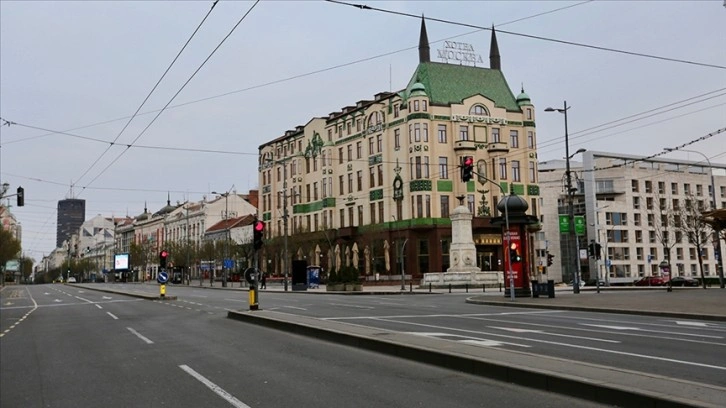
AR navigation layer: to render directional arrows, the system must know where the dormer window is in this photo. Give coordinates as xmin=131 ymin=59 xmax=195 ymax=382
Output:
xmin=368 ymin=111 xmax=382 ymax=126
xmin=469 ymin=105 xmax=489 ymax=116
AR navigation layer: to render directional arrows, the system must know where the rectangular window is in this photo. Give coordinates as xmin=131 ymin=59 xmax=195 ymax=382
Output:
xmin=423 ymin=123 xmax=428 ymax=142
xmin=422 ymin=100 xmax=427 ymax=111
xmin=347 ymin=173 xmax=353 ymax=194
xmin=338 ymin=147 xmax=344 ymax=164
xmin=510 ymin=130 xmax=519 ymax=148
xmin=527 ymin=131 xmax=534 ymax=148
xmin=356 ymin=118 xmax=361 ymax=132
xmin=339 ymin=175 xmax=344 ymax=194
xmin=369 ymin=137 xmax=374 ymax=155
xmin=356 ymin=141 xmax=362 ymax=159
xmin=632 ymin=180 xmax=639 ymax=192
xmin=467 ymin=194 xmax=475 ymax=214
xmin=438 ymin=124 xmax=447 ymax=143
xmin=414 ymin=123 xmax=421 ymax=142
xmin=512 ymin=160 xmax=521 ymax=182
xmin=672 ymin=182 xmax=678 ymax=195
xmin=394 ymin=104 xmax=400 ymax=118
xmin=369 ymin=167 xmax=375 ymax=188
xmin=340 ymin=209 xmax=345 ymax=228
xmin=529 ymin=162 xmax=536 ymax=181
xmin=499 ymin=158 xmax=507 ymax=180
xmin=327 ymin=129 xmax=332 ymax=141
xmin=416 ymin=195 xmax=423 ymax=217
xmin=378 ymin=202 xmax=384 ymax=224
xmin=370 ymin=203 xmax=376 ymax=224
xmin=492 ymin=128 xmax=500 ymax=143
xmin=414 ymin=100 xmax=420 ymax=111
xmin=358 ymin=205 xmax=363 ymax=226
xmin=459 ymin=125 xmax=469 ymax=141
xmin=394 ymin=129 xmax=401 ymax=149
xmin=377 ymin=134 xmax=382 ymax=152
xmin=441 ymin=195 xmax=450 ymax=218
xmin=356 ymin=170 xmax=362 ymax=191
xmin=347 ymin=145 xmax=353 ymax=162
xmin=313 ymin=182 xmax=319 ymax=201
xmin=348 ymin=207 xmax=354 ymax=227
xmin=439 ymin=157 xmax=448 ymax=179
xmin=377 ymin=164 xmax=383 ymax=186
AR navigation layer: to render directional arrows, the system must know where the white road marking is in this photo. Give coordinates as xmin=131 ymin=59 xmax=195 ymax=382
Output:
xmin=675 ymin=321 xmax=712 ymax=327
xmin=3 ymin=302 xmax=13 ymax=306
xmin=582 ymin=324 xmax=723 ymax=339
xmin=489 ymin=326 xmax=620 ymax=343
xmin=107 ymin=312 xmax=119 ymax=320
xmin=179 ymin=364 xmax=251 ymax=408
xmin=409 ymin=332 xmax=529 ymax=348
xmin=54 ymin=299 xmax=62 ymax=303
xmin=127 ymin=327 xmax=153 ymax=344
xmin=0 ymin=287 xmax=38 ymax=339
xmin=329 ymin=303 xmax=375 ymax=310
xmin=95 ymin=304 xmax=103 ymax=309
xmin=379 ymin=318 xmax=726 ymax=371
xmin=102 ymin=296 xmax=113 ymax=300
xmin=282 ymin=306 xmax=308 ymax=311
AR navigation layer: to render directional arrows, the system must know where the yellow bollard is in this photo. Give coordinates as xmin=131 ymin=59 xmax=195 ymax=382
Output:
xmin=160 ymin=284 xmax=166 ymax=298
xmin=249 ymin=288 xmax=258 ymax=310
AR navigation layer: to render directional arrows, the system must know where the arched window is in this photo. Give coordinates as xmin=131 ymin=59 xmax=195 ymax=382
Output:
xmin=368 ymin=111 xmax=382 ymax=126
xmin=469 ymin=105 xmax=489 ymax=116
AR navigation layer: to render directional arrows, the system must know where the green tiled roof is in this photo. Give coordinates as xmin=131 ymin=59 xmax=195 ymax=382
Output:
xmin=406 ymin=62 xmax=521 ymax=112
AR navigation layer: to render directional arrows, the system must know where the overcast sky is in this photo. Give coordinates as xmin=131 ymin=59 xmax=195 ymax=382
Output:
xmin=1 ymin=1 xmax=725 ymax=261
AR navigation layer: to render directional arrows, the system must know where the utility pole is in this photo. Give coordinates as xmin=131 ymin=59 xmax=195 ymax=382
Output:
xmin=283 ymin=163 xmax=289 ymax=291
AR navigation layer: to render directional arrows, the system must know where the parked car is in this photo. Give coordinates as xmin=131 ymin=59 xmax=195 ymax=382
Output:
xmin=67 ymin=277 xmax=77 ymax=283
xmin=633 ymin=276 xmax=669 ymax=286
xmin=669 ymin=276 xmax=700 ymax=287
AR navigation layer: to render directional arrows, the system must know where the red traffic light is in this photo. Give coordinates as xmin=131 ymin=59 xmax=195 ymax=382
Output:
xmin=160 ymin=250 xmax=168 ymax=258
xmin=464 ymin=156 xmax=474 ymax=166
xmin=254 ymin=221 xmax=265 ymax=232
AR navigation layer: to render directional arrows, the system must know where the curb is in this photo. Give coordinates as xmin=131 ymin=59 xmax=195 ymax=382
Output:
xmin=227 ymin=310 xmax=715 ymax=408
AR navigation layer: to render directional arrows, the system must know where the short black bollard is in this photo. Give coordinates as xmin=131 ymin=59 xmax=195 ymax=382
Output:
xmin=483 ymin=284 xmax=486 ymax=293
xmin=449 ymin=284 xmax=452 ymax=293
xmin=409 ymin=281 xmax=413 ymax=292
xmin=429 ymin=283 xmax=432 ymax=293
xmin=465 ymin=284 xmax=468 ymax=293
xmin=499 ymin=283 xmax=502 ymax=292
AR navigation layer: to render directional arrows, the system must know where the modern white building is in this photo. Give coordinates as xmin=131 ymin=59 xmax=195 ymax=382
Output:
xmin=539 ymin=151 xmax=726 ymax=284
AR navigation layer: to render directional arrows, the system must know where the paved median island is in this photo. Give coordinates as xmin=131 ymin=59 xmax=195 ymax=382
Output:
xmin=227 ymin=308 xmax=725 ymax=408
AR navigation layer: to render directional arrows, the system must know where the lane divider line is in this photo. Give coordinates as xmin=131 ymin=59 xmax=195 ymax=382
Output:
xmin=107 ymin=312 xmax=119 ymax=320
xmin=127 ymin=327 xmax=153 ymax=344
xmin=179 ymin=364 xmax=251 ymax=408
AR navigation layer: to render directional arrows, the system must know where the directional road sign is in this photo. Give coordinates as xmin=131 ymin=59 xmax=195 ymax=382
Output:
xmin=157 ymin=271 xmax=169 ymax=284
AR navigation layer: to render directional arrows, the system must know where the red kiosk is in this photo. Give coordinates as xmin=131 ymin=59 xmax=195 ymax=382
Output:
xmin=491 ymin=193 xmax=539 ymax=298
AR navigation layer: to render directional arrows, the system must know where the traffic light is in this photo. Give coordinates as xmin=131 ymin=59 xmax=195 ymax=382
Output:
xmin=159 ymin=250 xmax=169 ymax=269
xmin=547 ymin=252 xmax=554 ymax=267
xmin=509 ymin=242 xmax=522 ymax=263
xmin=253 ymin=220 xmax=265 ymax=250
xmin=594 ymin=243 xmax=602 ymax=260
xmin=16 ymin=186 xmax=24 ymax=207
xmin=461 ymin=156 xmax=474 ymax=182
xmin=588 ymin=242 xmax=595 ymax=258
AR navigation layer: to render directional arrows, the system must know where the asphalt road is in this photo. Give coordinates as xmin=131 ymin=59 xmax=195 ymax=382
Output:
xmin=124 ymin=283 xmax=726 ymax=389
xmin=55 ymin=283 xmax=726 ymax=389
xmin=1 ymin=284 xmax=611 ymax=408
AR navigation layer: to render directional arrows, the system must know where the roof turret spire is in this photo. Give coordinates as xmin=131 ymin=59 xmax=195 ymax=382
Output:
xmin=419 ymin=15 xmax=430 ymax=63
xmin=489 ymin=25 xmax=501 ymax=70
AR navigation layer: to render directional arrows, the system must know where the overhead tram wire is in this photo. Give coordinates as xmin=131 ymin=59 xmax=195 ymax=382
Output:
xmin=72 ymin=0 xmax=221 ymax=188
xmin=77 ymin=0 xmax=261 ymax=197
xmin=325 ymin=0 xmax=726 ymax=70
xmin=1 ymin=1 xmax=597 ymax=147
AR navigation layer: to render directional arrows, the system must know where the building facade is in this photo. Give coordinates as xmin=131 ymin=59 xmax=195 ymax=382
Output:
xmin=258 ymin=19 xmax=540 ymax=280
xmin=56 ymin=198 xmax=85 ymax=248
xmin=539 ymin=151 xmax=726 ymax=284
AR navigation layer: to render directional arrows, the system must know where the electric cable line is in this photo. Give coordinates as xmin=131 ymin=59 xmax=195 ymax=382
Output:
xmin=73 ymin=0 xmax=221 ymax=187
xmin=1 ymin=1 xmax=595 ymax=147
xmin=76 ymin=0 xmax=260 ymax=196
xmin=326 ymin=0 xmax=726 ymax=70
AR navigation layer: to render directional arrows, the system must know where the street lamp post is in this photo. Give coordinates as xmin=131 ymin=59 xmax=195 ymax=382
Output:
xmin=546 ymin=101 xmax=585 ymax=293
xmin=664 ymin=148 xmax=724 ymax=288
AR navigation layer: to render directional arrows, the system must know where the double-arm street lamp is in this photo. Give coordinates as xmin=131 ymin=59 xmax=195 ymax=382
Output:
xmin=546 ymin=101 xmax=586 ymax=293
xmin=664 ymin=148 xmax=724 ymax=288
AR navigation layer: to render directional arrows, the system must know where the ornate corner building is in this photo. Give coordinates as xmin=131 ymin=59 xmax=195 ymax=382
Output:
xmin=258 ymin=18 xmax=540 ymax=280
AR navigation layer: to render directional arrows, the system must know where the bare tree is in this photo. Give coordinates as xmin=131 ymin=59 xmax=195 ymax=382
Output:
xmin=648 ymin=192 xmax=678 ymax=269
xmin=674 ymin=194 xmax=713 ymax=288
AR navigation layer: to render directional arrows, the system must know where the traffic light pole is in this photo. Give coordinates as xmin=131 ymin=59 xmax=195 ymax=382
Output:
xmin=464 ymin=167 xmax=514 ymax=301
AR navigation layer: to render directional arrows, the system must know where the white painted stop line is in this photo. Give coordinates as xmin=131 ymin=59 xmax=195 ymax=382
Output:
xmin=179 ymin=364 xmax=251 ymax=408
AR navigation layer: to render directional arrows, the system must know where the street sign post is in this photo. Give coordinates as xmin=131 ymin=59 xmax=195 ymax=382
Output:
xmin=158 ymin=271 xmax=169 ymax=298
